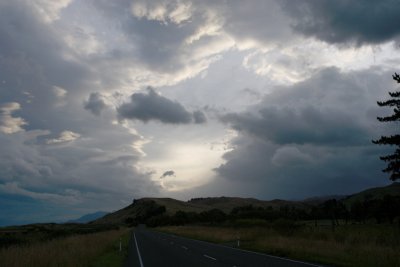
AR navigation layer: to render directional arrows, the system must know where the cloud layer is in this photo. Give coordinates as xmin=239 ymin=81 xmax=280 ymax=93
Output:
xmin=0 ymin=0 xmax=399 ymax=225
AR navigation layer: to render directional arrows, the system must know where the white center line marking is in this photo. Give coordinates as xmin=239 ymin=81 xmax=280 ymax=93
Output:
xmin=134 ymin=233 xmax=144 ymax=267
xmin=181 ymin=246 xmax=188 ymax=250
xmin=204 ymin=254 xmax=217 ymax=261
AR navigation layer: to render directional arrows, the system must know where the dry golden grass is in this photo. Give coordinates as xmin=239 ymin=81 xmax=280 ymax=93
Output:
xmin=0 ymin=228 xmax=130 ymax=267
xmin=158 ymin=224 xmax=400 ymax=267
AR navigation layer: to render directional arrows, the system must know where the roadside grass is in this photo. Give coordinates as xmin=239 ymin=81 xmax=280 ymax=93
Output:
xmin=91 ymin=229 xmax=131 ymax=267
xmin=157 ymin=222 xmax=400 ymax=267
xmin=0 ymin=228 xmax=131 ymax=267
xmin=0 ymin=223 xmax=119 ymax=248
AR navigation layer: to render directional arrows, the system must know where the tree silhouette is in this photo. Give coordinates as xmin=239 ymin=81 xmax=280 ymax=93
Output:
xmin=373 ymin=73 xmax=400 ymax=180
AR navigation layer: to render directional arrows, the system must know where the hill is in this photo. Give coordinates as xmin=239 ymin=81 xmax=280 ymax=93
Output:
xmin=147 ymin=198 xmax=209 ymax=214
xmin=188 ymin=197 xmax=307 ymax=212
xmin=91 ymin=183 xmax=400 ymax=226
xmin=343 ymin=182 xmax=400 ymax=206
xmin=91 ymin=198 xmax=190 ymax=225
xmin=302 ymin=195 xmax=347 ymax=206
xmin=92 ymin=196 xmax=309 ymax=225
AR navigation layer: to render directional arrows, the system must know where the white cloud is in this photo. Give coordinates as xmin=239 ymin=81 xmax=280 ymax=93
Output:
xmin=185 ymin=8 xmax=224 ymax=44
xmin=131 ymin=0 xmax=193 ymax=25
xmin=242 ymin=40 xmax=400 ymax=85
xmin=30 ymin=0 xmax=72 ymax=23
xmin=47 ymin=131 xmax=81 ymax=144
xmin=52 ymin=86 xmax=67 ymax=98
xmin=145 ymin=142 xmax=223 ymax=192
xmin=0 ymin=102 xmax=27 ymax=134
xmin=63 ymin=26 xmax=105 ymax=56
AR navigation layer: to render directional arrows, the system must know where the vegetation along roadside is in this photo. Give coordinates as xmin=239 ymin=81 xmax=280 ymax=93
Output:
xmin=0 ymin=225 xmax=131 ymax=267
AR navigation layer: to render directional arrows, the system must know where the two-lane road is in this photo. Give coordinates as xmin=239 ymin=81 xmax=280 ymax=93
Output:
xmin=125 ymin=226 xmax=324 ymax=267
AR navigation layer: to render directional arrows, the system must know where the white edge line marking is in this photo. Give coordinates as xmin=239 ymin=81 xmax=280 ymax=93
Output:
xmin=155 ymin=231 xmax=323 ymax=267
xmin=134 ymin=233 xmax=144 ymax=267
xmin=204 ymin=254 xmax=217 ymax=261
xmin=181 ymin=246 xmax=188 ymax=250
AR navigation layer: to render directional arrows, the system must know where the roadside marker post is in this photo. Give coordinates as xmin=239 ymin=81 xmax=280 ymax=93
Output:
xmin=119 ymin=238 xmax=122 ymax=252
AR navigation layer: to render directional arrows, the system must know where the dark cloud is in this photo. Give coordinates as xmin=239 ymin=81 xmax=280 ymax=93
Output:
xmin=216 ymin=67 xmax=394 ymax=199
xmin=160 ymin=170 xmax=175 ymax=179
xmin=84 ymin=92 xmax=107 ymax=116
xmin=215 ymin=137 xmax=389 ymax=199
xmin=221 ymin=105 xmax=367 ymax=146
xmin=221 ymin=67 xmax=381 ymax=146
xmin=118 ymin=87 xmax=205 ymax=124
xmin=193 ymin=110 xmax=207 ymax=124
xmin=281 ymin=0 xmax=400 ymax=45
xmin=242 ymin=88 xmax=262 ymax=98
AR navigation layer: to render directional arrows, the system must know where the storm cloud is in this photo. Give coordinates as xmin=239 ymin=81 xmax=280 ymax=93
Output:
xmin=282 ymin=0 xmax=400 ymax=45
xmin=118 ymin=88 xmax=206 ymax=124
xmin=221 ymin=106 xmax=368 ymax=146
xmin=84 ymin=93 xmax=107 ymax=116
xmin=160 ymin=170 xmax=176 ymax=179
xmin=216 ymin=67 xmax=394 ymax=198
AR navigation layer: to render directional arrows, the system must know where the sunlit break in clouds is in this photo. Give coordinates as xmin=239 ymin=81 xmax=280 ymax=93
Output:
xmin=1 ymin=0 xmax=400 ymax=225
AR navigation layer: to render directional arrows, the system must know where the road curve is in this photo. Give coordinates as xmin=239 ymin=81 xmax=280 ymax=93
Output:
xmin=124 ymin=226 xmax=324 ymax=267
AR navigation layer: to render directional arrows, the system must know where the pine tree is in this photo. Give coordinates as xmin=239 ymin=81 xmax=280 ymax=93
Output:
xmin=373 ymin=73 xmax=400 ymax=181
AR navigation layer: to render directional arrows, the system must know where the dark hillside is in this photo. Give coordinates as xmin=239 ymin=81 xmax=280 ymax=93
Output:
xmin=343 ymin=182 xmax=400 ymax=206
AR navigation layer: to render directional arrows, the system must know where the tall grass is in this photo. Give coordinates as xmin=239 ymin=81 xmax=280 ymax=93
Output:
xmin=0 ymin=228 xmax=130 ymax=267
xmin=158 ymin=223 xmax=400 ymax=267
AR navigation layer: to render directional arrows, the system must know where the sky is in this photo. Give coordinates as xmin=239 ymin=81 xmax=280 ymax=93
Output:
xmin=1 ymin=0 xmax=400 ymax=226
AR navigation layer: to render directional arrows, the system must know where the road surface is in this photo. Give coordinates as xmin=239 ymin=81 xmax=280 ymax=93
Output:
xmin=124 ymin=226 xmax=324 ymax=267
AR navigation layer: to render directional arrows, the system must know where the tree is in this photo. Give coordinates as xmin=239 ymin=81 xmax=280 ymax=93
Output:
xmin=373 ymin=73 xmax=400 ymax=181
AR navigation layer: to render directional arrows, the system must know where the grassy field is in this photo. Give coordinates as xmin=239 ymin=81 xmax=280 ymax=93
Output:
xmin=0 ymin=223 xmax=119 ymax=248
xmin=158 ymin=222 xmax=400 ymax=267
xmin=0 ymin=228 xmax=131 ymax=267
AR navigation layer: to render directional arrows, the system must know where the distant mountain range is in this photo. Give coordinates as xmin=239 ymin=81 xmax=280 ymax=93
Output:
xmin=91 ymin=182 xmax=400 ymax=225
xmin=67 ymin=211 xmax=108 ymax=223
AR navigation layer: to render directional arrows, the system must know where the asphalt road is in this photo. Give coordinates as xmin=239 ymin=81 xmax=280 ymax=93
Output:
xmin=124 ymin=226 xmax=324 ymax=267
